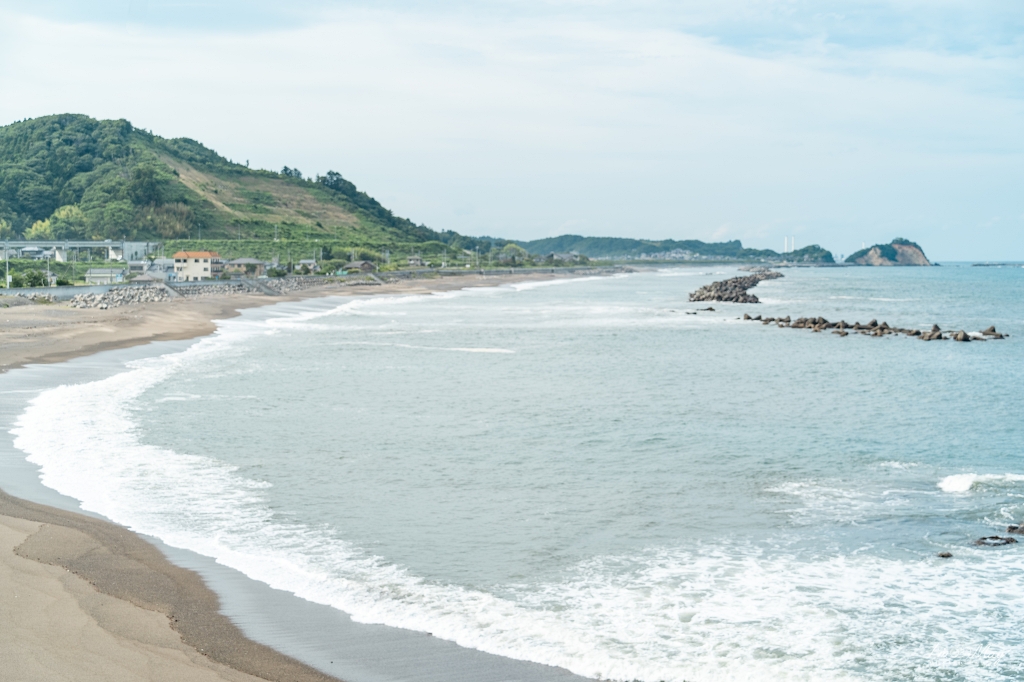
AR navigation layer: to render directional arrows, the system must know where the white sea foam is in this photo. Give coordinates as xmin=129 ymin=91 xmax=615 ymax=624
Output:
xmin=938 ymin=473 xmax=1024 ymax=493
xmin=507 ymin=274 xmax=624 ymax=292
xmin=655 ymin=269 xmax=713 ymax=277
xmin=878 ymin=460 xmax=920 ymax=470
xmin=14 ymin=342 xmax=1024 ymax=682
xmin=11 ymin=289 xmax=1024 ymax=682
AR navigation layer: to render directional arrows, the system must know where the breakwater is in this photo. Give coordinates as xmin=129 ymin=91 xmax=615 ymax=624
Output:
xmin=689 ymin=271 xmax=784 ymax=304
xmin=742 ymin=314 xmax=1008 ymax=341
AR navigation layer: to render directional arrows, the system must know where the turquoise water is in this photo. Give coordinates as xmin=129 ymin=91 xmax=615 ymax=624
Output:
xmin=12 ymin=265 xmax=1024 ymax=681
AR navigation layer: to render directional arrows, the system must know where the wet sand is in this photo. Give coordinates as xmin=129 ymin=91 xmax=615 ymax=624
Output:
xmin=0 ymin=271 xmax=598 ymax=682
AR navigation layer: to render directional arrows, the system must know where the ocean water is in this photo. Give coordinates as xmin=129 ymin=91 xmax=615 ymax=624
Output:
xmin=11 ymin=265 xmax=1024 ymax=682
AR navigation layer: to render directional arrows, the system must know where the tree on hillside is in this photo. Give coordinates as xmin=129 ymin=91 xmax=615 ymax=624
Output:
xmin=128 ymin=167 xmax=164 ymax=206
xmin=24 ymin=219 xmax=54 ymax=239
xmin=47 ymin=205 xmax=89 ymax=239
xmin=498 ymin=243 xmax=530 ymax=265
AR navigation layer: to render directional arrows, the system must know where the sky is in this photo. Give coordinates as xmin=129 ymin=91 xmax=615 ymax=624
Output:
xmin=0 ymin=1 xmax=1021 ymax=259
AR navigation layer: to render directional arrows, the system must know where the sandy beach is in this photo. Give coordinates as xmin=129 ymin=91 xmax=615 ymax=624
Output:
xmin=0 ymin=270 xmax=599 ymax=682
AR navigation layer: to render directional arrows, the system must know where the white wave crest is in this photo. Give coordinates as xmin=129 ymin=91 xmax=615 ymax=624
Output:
xmin=938 ymin=473 xmax=1024 ymax=493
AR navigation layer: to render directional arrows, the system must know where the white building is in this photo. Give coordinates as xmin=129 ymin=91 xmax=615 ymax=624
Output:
xmin=173 ymin=251 xmax=221 ymax=282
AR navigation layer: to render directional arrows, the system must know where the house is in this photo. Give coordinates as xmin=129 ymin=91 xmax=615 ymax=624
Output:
xmin=407 ymin=255 xmax=425 ymax=267
xmin=224 ymin=258 xmax=267 ymax=277
xmin=85 ymin=268 xmax=127 ymax=285
xmin=144 ymin=258 xmax=176 ymax=282
xmin=342 ymin=260 xmax=377 ymax=273
xmin=296 ymin=259 xmax=319 ymax=273
xmin=173 ymin=251 xmax=221 ymax=281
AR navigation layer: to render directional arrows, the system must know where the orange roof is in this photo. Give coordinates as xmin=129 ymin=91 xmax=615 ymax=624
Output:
xmin=173 ymin=251 xmax=220 ymax=259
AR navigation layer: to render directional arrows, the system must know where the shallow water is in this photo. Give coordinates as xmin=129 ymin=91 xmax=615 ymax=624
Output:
xmin=12 ymin=265 xmax=1024 ymax=681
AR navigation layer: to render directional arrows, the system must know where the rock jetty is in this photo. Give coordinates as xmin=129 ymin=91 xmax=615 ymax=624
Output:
xmin=70 ymin=286 xmax=171 ymax=309
xmin=689 ymin=271 xmax=783 ymax=304
xmin=740 ymin=315 xmax=1008 ymax=342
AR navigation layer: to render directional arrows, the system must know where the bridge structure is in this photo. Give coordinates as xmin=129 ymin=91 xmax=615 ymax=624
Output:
xmin=1 ymin=240 xmax=161 ymax=262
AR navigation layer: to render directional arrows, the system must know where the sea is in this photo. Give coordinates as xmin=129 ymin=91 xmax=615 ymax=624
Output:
xmin=4 ymin=264 xmax=1024 ymax=682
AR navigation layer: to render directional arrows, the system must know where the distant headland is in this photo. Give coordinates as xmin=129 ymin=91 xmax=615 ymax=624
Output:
xmin=845 ymin=239 xmax=932 ymax=266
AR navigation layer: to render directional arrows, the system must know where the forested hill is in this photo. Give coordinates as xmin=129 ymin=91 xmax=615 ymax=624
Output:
xmin=0 ymin=114 xmax=478 ymax=248
xmin=0 ymin=114 xmax=837 ymax=264
xmin=516 ymin=235 xmax=834 ymax=263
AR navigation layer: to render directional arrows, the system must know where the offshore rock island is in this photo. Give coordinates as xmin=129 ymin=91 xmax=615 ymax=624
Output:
xmin=845 ymin=238 xmax=932 ymax=266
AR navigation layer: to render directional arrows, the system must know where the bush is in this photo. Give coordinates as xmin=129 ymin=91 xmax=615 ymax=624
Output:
xmin=23 ymin=270 xmax=48 ymax=287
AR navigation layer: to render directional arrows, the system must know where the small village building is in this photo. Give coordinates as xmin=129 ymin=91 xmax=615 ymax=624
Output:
xmin=342 ymin=260 xmax=377 ymax=273
xmin=145 ymin=258 xmax=176 ymax=281
xmin=173 ymin=251 xmax=221 ymax=282
xmin=85 ymin=268 xmax=127 ymax=285
xmin=407 ymin=255 xmax=425 ymax=267
xmin=224 ymin=258 xmax=267 ymax=277
xmin=296 ymin=259 xmax=319 ymax=273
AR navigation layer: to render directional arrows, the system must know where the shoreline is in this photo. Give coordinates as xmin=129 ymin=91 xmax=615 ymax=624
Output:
xmin=1 ymin=271 xmax=600 ymax=374
xmin=0 ymin=270 xmax=603 ymax=682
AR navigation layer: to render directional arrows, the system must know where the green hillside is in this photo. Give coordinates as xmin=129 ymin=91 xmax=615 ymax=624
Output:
xmin=0 ymin=114 xmax=485 ymax=253
xmin=0 ymin=114 xmax=837 ymax=267
xmin=516 ymin=234 xmax=834 ymax=263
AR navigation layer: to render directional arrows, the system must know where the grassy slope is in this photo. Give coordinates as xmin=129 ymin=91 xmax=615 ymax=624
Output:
xmin=0 ymin=114 xmax=444 ymax=249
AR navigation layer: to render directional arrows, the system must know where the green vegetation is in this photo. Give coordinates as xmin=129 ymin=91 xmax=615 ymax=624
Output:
xmin=845 ymin=238 xmax=926 ymax=264
xmin=0 ymin=257 xmax=88 ymax=288
xmin=514 ymin=235 xmax=834 ymax=263
xmin=786 ymin=244 xmax=835 ymax=263
xmin=0 ymin=114 xmax=465 ymax=247
xmin=2 ymin=114 xmax=838 ymax=269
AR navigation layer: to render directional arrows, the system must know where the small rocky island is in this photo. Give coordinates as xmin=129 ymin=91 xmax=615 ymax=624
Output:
xmin=845 ymin=238 xmax=931 ymax=266
xmin=689 ymin=270 xmax=784 ymax=304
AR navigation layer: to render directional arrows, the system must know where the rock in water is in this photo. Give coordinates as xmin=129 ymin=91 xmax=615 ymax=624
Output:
xmin=689 ymin=271 xmax=784 ymax=304
xmin=973 ymin=536 xmax=1017 ymax=546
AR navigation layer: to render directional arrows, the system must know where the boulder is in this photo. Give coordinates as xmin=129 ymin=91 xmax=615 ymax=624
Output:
xmin=973 ymin=536 xmax=1017 ymax=546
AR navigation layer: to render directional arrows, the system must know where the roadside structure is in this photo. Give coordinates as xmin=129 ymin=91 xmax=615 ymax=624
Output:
xmin=342 ymin=260 xmax=377 ymax=273
xmin=224 ymin=258 xmax=267 ymax=277
xmin=84 ymin=267 xmax=128 ymax=285
xmin=173 ymin=251 xmax=221 ymax=282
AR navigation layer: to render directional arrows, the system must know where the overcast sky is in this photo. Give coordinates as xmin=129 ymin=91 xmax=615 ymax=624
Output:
xmin=1 ymin=1 xmax=1021 ymax=259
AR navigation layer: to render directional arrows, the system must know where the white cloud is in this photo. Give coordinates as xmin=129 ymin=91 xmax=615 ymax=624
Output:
xmin=0 ymin=5 xmax=1021 ymax=258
